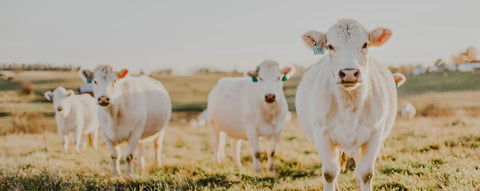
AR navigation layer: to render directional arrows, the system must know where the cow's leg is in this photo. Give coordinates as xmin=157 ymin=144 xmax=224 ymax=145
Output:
xmin=137 ymin=142 xmax=145 ymax=171
xmin=103 ymin=138 xmax=121 ymax=175
xmin=61 ymin=132 xmax=69 ymax=154
xmin=73 ymin=127 xmax=82 ymax=153
xmin=124 ymin=129 xmax=144 ymax=174
xmin=266 ymin=134 xmax=280 ymax=173
xmin=246 ymin=128 xmax=262 ymax=173
xmin=313 ymin=128 xmax=341 ymax=191
xmin=92 ymin=128 xmax=99 ymax=150
xmin=153 ymin=127 xmax=166 ymax=166
xmin=230 ymin=138 xmax=242 ymax=168
xmin=81 ymin=135 xmax=88 ymax=150
xmin=210 ymin=127 xmax=222 ymax=164
xmin=218 ymin=131 xmax=226 ymax=161
xmin=355 ymin=131 xmax=382 ymax=191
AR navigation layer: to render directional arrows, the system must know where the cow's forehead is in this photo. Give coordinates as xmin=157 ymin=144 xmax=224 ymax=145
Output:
xmin=258 ymin=61 xmax=281 ymax=75
xmin=92 ymin=65 xmax=115 ymax=80
xmin=326 ymin=19 xmax=368 ymax=45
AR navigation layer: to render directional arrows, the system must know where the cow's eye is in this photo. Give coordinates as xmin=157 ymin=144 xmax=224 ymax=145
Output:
xmin=94 ymin=80 xmax=98 ymax=85
xmin=277 ymin=77 xmax=281 ymax=81
xmin=259 ymin=77 xmax=263 ymax=81
xmin=327 ymin=44 xmax=335 ymax=51
xmin=362 ymin=42 xmax=368 ymax=49
xmin=113 ymin=80 xmax=117 ymax=84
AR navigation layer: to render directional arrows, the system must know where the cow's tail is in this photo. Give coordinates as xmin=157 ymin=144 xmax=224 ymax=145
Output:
xmin=339 ymin=151 xmax=348 ymax=172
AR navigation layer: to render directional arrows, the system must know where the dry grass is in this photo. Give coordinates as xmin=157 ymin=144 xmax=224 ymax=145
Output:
xmin=1 ymin=71 xmax=480 ymax=190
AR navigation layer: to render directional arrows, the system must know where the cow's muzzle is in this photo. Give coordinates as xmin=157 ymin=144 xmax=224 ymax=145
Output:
xmin=57 ymin=106 xmax=63 ymax=112
xmin=265 ymin=94 xmax=276 ymax=103
xmin=98 ymin=96 xmax=110 ymax=106
xmin=338 ymin=68 xmax=361 ymax=88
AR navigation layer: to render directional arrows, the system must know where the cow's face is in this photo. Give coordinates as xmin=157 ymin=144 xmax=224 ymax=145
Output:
xmin=247 ymin=60 xmax=294 ymax=103
xmin=302 ymin=19 xmax=392 ymax=90
xmin=80 ymin=65 xmax=128 ymax=107
xmin=45 ymin=87 xmax=74 ymax=117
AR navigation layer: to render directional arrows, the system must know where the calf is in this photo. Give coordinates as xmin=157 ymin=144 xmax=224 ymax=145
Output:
xmin=296 ymin=19 xmax=397 ymax=190
xmin=207 ymin=60 xmax=294 ymax=173
xmin=44 ymin=87 xmax=99 ymax=153
xmin=80 ymin=65 xmax=171 ymax=174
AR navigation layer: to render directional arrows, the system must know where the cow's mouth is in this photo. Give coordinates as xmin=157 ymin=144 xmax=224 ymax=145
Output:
xmin=338 ymin=81 xmax=362 ymax=89
xmin=98 ymin=102 xmax=110 ymax=107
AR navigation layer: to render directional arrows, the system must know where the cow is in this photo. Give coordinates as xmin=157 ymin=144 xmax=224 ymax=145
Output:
xmin=401 ymin=101 xmax=416 ymax=119
xmin=44 ymin=87 xmax=99 ymax=154
xmin=189 ymin=109 xmax=209 ymax=128
xmin=80 ymin=65 xmax=171 ymax=174
xmin=207 ymin=60 xmax=294 ymax=173
xmin=296 ymin=18 xmax=397 ymax=190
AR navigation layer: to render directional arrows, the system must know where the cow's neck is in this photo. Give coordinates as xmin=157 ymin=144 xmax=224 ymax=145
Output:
xmin=259 ymin=96 xmax=283 ymax=125
xmin=101 ymin=97 xmax=125 ymax=125
xmin=334 ymin=81 xmax=369 ymax=114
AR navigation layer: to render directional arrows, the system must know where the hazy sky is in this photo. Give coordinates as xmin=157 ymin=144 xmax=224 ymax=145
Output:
xmin=1 ymin=0 xmax=479 ymax=74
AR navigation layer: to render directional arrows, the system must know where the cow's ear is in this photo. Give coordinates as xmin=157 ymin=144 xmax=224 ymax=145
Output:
xmin=302 ymin=30 xmax=326 ymax=48
xmin=393 ymin=72 xmax=406 ymax=87
xmin=369 ymin=27 xmax=392 ymax=47
xmin=281 ymin=67 xmax=296 ymax=81
xmin=117 ymin=68 xmax=129 ymax=79
xmin=80 ymin=69 xmax=94 ymax=84
xmin=247 ymin=71 xmax=258 ymax=83
xmin=44 ymin=91 xmax=53 ymax=101
xmin=66 ymin=90 xmax=74 ymax=97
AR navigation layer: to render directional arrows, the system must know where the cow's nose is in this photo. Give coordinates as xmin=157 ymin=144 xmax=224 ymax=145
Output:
xmin=57 ymin=106 xmax=63 ymax=112
xmin=339 ymin=68 xmax=360 ymax=83
xmin=98 ymin=96 xmax=110 ymax=106
xmin=265 ymin=94 xmax=276 ymax=103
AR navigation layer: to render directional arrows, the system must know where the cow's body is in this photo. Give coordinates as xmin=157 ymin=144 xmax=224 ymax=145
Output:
xmin=45 ymin=87 xmax=99 ymax=153
xmin=81 ymin=65 xmax=171 ymax=174
xmin=207 ymin=61 xmax=292 ymax=172
xmin=297 ymin=19 xmax=397 ymax=190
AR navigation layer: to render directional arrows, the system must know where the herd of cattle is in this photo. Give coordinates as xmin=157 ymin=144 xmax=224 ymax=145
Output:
xmin=43 ymin=19 xmax=416 ymax=190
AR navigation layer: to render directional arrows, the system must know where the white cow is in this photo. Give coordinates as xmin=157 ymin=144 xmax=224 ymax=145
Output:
xmin=296 ymin=19 xmax=397 ymax=190
xmin=44 ymin=87 xmax=99 ymax=154
xmin=207 ymin=60 xmax=294 ymax=173
xmin=80 ymin=65 xmax=171 ymax=174
xmin=189 ymin=109 xmax=209 ymax=128
xmin=401 ymin=101 xmax=416 ymax=119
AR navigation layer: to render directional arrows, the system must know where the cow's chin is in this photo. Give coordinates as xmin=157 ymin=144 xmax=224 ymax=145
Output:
xmin=339 ymin=82 xmax=361 ymax=91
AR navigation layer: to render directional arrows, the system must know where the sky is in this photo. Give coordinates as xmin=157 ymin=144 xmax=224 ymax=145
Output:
xmin=0 ymin=0 xmax=479 ymax=74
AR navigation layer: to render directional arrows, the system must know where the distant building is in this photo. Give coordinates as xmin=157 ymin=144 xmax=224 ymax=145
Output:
xmin=457 ymin=62 xmax=480 ymax=72
xmin=412 ymin=66 xmax=426 ymax=75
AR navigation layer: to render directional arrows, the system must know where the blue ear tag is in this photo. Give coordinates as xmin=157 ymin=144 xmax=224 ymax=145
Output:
xmin=313 ymin=45 xmax=325 ymax=55
xmin=251 ymin=76 xmax=258 ymax=83
xmin=282 ymin=75 xmax=288 ymax=81
xmin=86 ymin=78 xmax=92 ymax=84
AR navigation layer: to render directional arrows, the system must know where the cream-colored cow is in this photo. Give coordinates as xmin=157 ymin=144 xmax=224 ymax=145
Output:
xmin=45 ymin=87 xmax=99 ymax=154
xmin=80 ymin=65 xmax=171 ymax=174
xmin=207 ymin=60 xmax=294 ymax=173
xmin=296 ymin=19 xmax=397 ymax=190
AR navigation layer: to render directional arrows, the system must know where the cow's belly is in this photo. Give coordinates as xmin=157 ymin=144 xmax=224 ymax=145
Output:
xmin=213 ymin=118 xmax=248 ymax=140
xmin=327 ymin=120 xmax=374 ymax=157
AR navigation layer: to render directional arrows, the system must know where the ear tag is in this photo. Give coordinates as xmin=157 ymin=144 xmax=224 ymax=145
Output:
xmin=282 ymin=75 xmax=288 ymax=81
xmin=395 ymin=81 xmax=398 ymax=88
xmin=86 ymin=78 xmax=92 ymax=84
xmin=313 ymin=45 xmax=325 ymax=55
xmin=251 ymin=76 xmax=258 ymax=83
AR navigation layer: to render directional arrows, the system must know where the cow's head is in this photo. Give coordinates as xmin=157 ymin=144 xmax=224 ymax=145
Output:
xmin=247 ymin=60 xmax=295 ymax=103
xmin=80 ymin=65 xmax=128 ymax=107
xmin=302 ymin=18 xmax=392 ymax=90
xmin=44 ymin=87 xmax=74 ymax=117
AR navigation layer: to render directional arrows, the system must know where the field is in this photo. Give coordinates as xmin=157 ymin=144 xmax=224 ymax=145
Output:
xmin=1 ymin=70 xmax=480 ymax=190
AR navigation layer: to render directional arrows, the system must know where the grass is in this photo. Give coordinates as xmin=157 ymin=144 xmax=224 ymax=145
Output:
xmin=1 ymin=70 xmax=480 ymax=190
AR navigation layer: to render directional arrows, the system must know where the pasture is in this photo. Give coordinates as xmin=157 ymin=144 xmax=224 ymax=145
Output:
xmin=1 ymin=70 xmax=480 ymax=190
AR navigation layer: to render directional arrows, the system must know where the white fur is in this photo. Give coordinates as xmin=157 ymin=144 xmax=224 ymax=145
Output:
xmin=297 ymin=19 xmax=395 ymax=191
xmin=207 ymin=60 xmax=294 ymax=173
xmin=45 ymin=87 xmax=99 ymax=154
xmin=80 ymin=65 xmax=171 ymax=174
